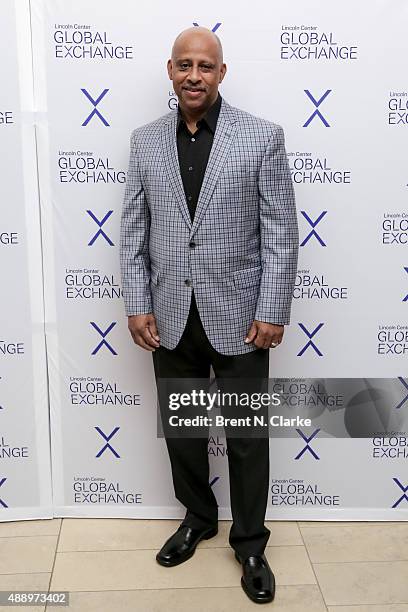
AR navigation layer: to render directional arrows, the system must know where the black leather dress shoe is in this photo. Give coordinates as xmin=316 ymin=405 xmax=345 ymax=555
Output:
xmin=156 ymin=524 xmax=218 ymax=567
xmin=235 ymin=551 xmax=275 ymax=603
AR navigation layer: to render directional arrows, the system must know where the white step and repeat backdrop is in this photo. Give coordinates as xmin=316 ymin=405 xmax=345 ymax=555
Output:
xmin=1 ymin=0 xmax=407 ymax=520
xmin=0 ymin=0 xmax=53 ymax=520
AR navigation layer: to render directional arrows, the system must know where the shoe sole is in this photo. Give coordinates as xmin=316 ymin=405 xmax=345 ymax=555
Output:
xmin=156 ymin=526 xmax=218 ymax=567
xmin=234 ymin=551 xmax=275 ymax=603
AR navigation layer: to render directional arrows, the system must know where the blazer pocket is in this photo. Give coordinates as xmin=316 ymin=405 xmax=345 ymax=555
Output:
xmin=232 ymin=265 xmax=262 ymax=289
xmin=150 ymin=265 xmax=159 ymax=286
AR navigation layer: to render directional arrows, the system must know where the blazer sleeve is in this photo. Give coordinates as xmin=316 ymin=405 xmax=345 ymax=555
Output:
xmin=119 ymin=131 xmax=152 ymax=316
xmin=255 ymin=124 xmax=299 ymax=325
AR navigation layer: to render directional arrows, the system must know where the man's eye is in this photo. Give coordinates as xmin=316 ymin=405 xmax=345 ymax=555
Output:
xmin=180 ymin=64 xmax=189 ymax=70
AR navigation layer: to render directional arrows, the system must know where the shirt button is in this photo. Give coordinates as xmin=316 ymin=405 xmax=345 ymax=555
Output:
xmin=191 ymin=138 xmax=195 ymax=142
xmin=188 ymin=196 xmax=192 ymax=201
xmin=189 ymin=241 xmax=196 ymax=248
xmin=184 ymin=279 xmax=192 ymax=287
xmin=188 ymin=166 xmax=193 ymax=171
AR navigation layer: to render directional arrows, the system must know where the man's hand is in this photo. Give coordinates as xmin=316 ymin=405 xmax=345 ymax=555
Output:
xmin=128 ymin=313 xmax=160 ymax=351
xmin=245 ymin=320 xmax=284 ymax=349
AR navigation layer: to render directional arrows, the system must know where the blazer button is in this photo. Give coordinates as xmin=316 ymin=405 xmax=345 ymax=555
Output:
xmin=189 ymin=241 xmax=196 ymax=248
xmin=184 ymin=279 xmax=192 ymax=287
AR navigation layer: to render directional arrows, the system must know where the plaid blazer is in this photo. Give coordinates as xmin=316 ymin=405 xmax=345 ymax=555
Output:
xmin=119 ymin=98 xmax=299 ymax=355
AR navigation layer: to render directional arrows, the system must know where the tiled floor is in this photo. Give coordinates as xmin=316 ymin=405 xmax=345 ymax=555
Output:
xmin=0 ymin=518 xmax=408 ymax=611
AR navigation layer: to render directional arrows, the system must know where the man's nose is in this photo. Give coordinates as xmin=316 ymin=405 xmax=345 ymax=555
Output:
xmin=188 ymin=65 xmax=201 ymax=83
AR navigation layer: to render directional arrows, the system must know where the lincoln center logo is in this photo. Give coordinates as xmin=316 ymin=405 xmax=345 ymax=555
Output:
xmin=392 ymin=478 xmax=408 ymax=507
xmin=300 ymin=211 xmax=327 ymax=246
xmin=81 ymin=89 xmax=110 ymax=126
xmin=382 ymin=214 xmax=408 ymax=244
xmin=54 ymin=27 xmax=133 ymax=60
xmin=193 ymin=22 xmax=221 ymax=32
xmin=395 ymin=377 xmax=408 ymax=410
xmin=295 ymin=429 xmax=320 ymax=459
xmin=388 ymin=92 xmax=408 ymax=125
xmin=87 ymin=210 xmax=114 ymax=246
xmin=297 ymin=323 xmax=324 ymax=356
xmin=0 ymin=477 xmax=7 ymax=508
xmin=303 ymin=90 xmax=331 ymax=127
xmin=95 ymin=426 xmax=120 ymax=458
xmin=377 ymin=326 xmax=408 ymax=355
xmin=280 ymin=27 xmax=358 ymax=61
xmin=90 ymin=321 xmax=117 ymax=355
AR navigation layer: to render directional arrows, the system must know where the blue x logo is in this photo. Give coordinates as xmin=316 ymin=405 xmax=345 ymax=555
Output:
xmin=90 ymin=321 xmax=117 ymax=355
xmin=403 ymin=267 xmax=408 ymax=301
xmin=395 ymin=377 xmax=408 ymax=410
xmin=95 ymin=426 xmax=120 ymax=458
xmin=81 ymin=89 xmax=110 ymax=126
xmin=210 ymin=476 xmax=220 ymax=487
xmin=87 ymin=210 xmax=114 ymax=246
xmin=294 ymin=429 xmax=320 ymax=460
xmin=392 ymin=478 xmax=408 ymax=508
xmin=300 ymin=211 xmax=327 ymax=246
xmin=0 ymin=477 xmax=7 ymax=508
xmin=303 ymin=90 xmax=331 ymax=127
xmin=297 ymin=323 xmax=324 ymax=357
xmin=193 ymin=22 xmax=221 ymax=32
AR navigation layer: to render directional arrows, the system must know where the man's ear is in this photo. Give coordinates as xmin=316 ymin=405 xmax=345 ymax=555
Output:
xmin=219 ymin=63 xmax=227 ymax=83
xmin=167 ymin=59 xmax=173 ymax=80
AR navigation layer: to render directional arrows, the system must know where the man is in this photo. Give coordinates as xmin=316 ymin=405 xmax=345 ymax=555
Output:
xmin=120 ymin=26 xmax=299 ymax=604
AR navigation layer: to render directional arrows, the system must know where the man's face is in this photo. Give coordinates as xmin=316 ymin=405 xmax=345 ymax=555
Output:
xmin=167 ymin=32 xmax=226 ymax=115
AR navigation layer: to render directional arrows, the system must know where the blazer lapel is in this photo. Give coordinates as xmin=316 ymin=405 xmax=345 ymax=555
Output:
xmin=160 ymin=99 xmax=238 ymax=234
xmin=190 ymin=99 xmax=238 ymax=237
xmin=160 ymin=111 xmax=192 ymax=229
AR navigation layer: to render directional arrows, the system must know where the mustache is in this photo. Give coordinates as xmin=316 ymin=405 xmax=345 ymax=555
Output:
xmin=183 ymin=86 xmax=206 ymax=92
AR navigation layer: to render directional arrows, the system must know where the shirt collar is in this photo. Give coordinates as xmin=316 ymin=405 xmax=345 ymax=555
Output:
xmin=177 ymin=93 xmax=222 ymax=134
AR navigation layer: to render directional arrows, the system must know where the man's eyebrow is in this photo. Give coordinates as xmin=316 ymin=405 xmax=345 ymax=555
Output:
xmin=175 ymin=58 xmax=215 ymax=65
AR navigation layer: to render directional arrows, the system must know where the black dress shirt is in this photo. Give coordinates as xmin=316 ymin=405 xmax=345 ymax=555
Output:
xmin=176 ymin=93 xmax=222 ymax=221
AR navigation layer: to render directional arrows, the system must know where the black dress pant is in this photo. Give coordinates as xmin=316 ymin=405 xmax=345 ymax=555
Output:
xmin=152 ymin=291 xmax=271 ymax=558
